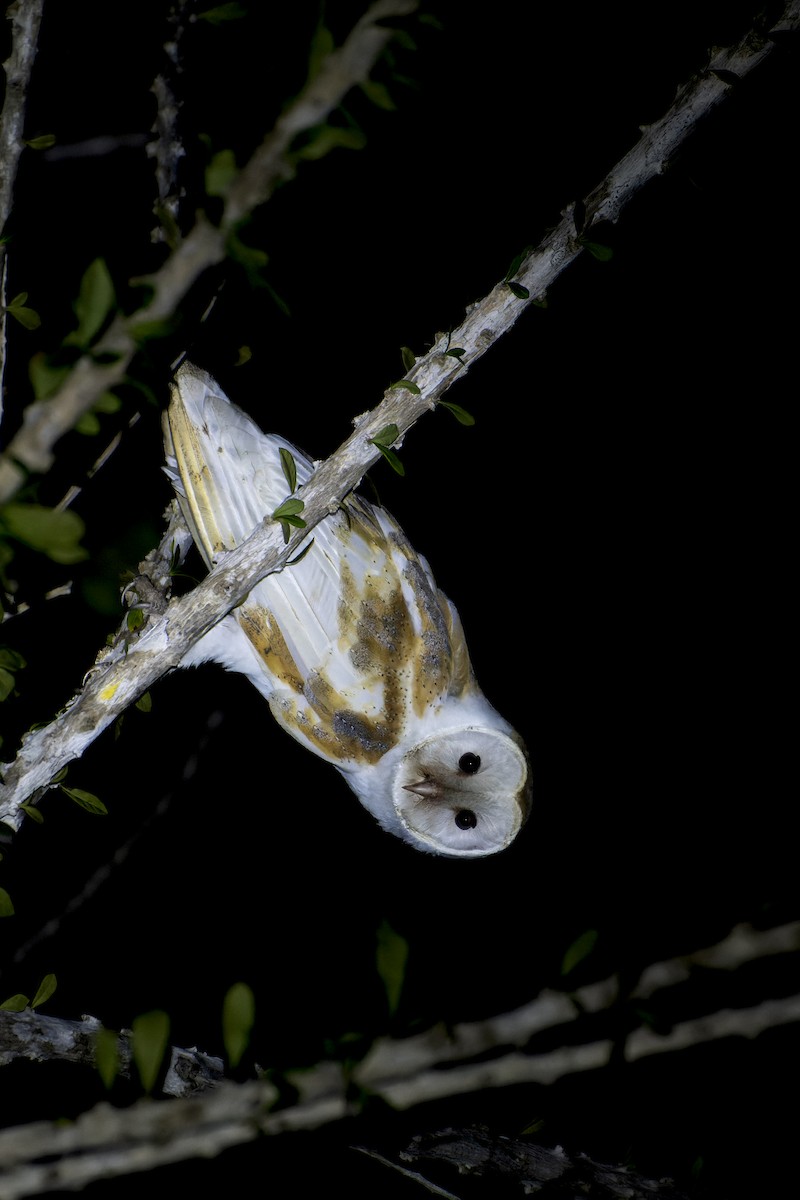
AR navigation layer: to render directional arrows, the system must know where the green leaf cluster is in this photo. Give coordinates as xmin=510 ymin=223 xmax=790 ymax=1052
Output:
xmin=272 ymin=497 xmax=307 ymax=543
xmin=4 ymin=292 xmax=41 ymax=330
xmin=0 ymin=973 xmax=57 ymax=1011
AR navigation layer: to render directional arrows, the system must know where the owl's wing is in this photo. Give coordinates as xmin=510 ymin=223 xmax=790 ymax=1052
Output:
xmin=165 ymin=364 xmax=472 ymax=762
xmin=164 ymin=361 xmax=314 ymax=567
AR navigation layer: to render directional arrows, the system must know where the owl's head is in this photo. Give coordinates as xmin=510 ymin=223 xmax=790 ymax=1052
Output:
xmin=390 ymin=726 xmax=531 ymax=857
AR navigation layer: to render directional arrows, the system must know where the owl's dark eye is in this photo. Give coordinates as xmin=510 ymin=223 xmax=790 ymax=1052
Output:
xmin=458 ymin=753 xmax=481 ymax=774
xmin=455 ymin=809 xmax=478 ymax=830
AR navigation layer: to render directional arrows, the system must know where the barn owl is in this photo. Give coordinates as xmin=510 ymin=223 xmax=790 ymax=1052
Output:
xmin=163 ymin=362 xmax=531 ymax=856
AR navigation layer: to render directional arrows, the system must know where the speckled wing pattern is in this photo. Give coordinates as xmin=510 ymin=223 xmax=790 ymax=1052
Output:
xmin=163 ymin=363 xmax=476 ymax=770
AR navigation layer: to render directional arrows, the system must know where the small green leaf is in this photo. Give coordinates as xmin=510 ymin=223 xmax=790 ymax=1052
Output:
xmin=292 ymin=124 xmax=367 ymax=162
xmin=19 ymin=803 xmax=43 ymax=824
xmin=506 ymin=281 xmax=530 ymax=299
xmin=235 ymin=345 xmax=252 ymax=366
xmin=372 ymin=423 xmax=398 ymax=447
xmin=223 ymin=981 xmax=255 ymax=1068
xmin=24 ymin=133 xmax=56 ymax=150
xmin=0 ymin=887 xmax=15 ymax=917
xmin=400 ymin=346 xmax=416 ymax=371
xmin=227 ymin=231 xmax=269 ymax=280
xmin=128 ymin=318 xmax=175 ymax=343
xmin=132 ymin=1010 xmax=170 ymax=1094
xmin=505 ymin=245 xmax=533 ymax=280
xmin=272 ymin=497 xmax=305 ymax=521
xmin=370 ymin=425 xmax=404 ymax=475
xmin=126 ymin=608 xmax=145 ymax=632
xmin=376 ymin=919 xmax=409 ymax=1016
xmin=389 ymin=379 xmax=420 ymax=394
xmin=196 ymin=2 xmax=246 ymax=22
xmin=445 ymin=347 xmax=466 ymax=360
xmin=0 ymin=503 xmax=88 ymax=564
xmin=135 ymin=691 xmax=152 ymax=713
xmin=307 ymin=23 xmax=335 ymax=82
xmin=95 ymin=1027 xmax=121 ymax=1090
xmin=28 ymin=354 xmax=69 ymax=400
xmin=439 ymin=400 xmax=475 ymax=426
xmin=0 ymin=994 xmax=28 ymax=1011
xmin=274 ymin=496 xmax=307 ymax=543
xmin=581 ymin=239 xmax=613 ymax=261
xmin=51 ymin=766 xmax=69 ymax=784
xmin=65 ymin=258 xmax=116 ymax=347
xmin=60 ymin=786 xmax=108 ymax=816
xmin=0 ymin=648 xmax=26 ymax=671
xmin=205 ymin=148 xmax=238 ymax=197
xmin=75 ymin=412 xmax=101 ymax=436
xmin=94 ymin=391 xmax=122 ymax=414
xmin=5 ymin=294 xmax=41 ymax=330
xmin=0 ymin=668 xmax=15 ymax=701
xmin=360 ymin=79 xmax=396 ymax=110
xmin=561 ymin=928 xmax=599 ymax=976
xmin=373 ymin=443 xmax=405 ymax=476
xmin=31 ymin=973 xmax=57 ymax=1009
xmin=280 ymin=448 xmax=297 ymax=493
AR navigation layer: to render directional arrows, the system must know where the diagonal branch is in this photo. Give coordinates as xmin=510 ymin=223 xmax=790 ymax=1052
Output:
xmin=1 ymin=0 xmax=798 ymax=830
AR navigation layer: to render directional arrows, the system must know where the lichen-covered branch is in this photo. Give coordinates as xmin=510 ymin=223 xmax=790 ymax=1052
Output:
xmin=0 ymin=921 xmax=797 ymax=1197
xmin=2 ymin=0 xmax=798 ymax=830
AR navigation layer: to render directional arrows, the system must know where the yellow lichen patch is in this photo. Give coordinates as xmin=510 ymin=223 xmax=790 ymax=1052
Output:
xmin=99 ymin=681 xmax=120 ymax=701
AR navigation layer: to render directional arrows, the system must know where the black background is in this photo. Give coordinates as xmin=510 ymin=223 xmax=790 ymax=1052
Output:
xmin=0 ymin=2 xmax=796 ymax=1196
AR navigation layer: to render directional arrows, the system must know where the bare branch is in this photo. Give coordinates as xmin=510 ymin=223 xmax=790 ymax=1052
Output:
xmin=0 ymin=1008 xmax=224 ymax=1098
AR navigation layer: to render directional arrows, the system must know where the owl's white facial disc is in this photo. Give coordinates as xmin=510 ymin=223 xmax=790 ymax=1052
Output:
xmin=392 ymin=727 xmax=531 ymax=857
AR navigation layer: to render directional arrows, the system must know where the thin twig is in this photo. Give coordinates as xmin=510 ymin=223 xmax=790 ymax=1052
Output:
xmin=0 ymin=0 xmax=45 ymax=420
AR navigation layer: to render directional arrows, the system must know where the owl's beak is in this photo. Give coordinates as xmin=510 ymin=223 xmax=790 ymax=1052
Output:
xmin=403 ymin=777 xmax=442 ymax=800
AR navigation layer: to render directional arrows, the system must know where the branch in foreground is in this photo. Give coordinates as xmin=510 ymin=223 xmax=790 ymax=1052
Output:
xmin=0 ymin=920 xmax=797 ymax=1197
xmin=0 ymin=0 xmax=418 ymax=501
xmin=1 ymin=0 xmax=798 ymax=826
xmin=0 ymin=1009 xmax=224 ymax=1097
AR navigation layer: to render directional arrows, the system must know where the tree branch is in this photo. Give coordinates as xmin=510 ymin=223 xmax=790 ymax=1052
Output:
xmin=1 ymin=920 xmax=797 ymax=1197
xmin=1 ymin=0 xmax=798 ymax=829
